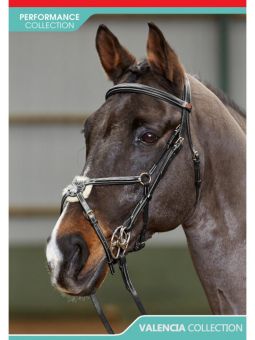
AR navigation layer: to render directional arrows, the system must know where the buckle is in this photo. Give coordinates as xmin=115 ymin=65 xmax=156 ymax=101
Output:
xmin=87 ymin=210 xmax=97 ymax=224
xmin=174 ymin=137 xmax=184 ymax=148
xmin=192 ymin=150 xmax=200 ymax=162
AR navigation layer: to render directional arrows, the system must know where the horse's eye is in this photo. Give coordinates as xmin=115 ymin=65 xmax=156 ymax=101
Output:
xmin=139 ymin=131 xmax=159 ymax=144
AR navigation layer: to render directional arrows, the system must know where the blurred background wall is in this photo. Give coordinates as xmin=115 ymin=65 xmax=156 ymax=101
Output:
xmin=9 ymin=14 xmax=246 ymax=334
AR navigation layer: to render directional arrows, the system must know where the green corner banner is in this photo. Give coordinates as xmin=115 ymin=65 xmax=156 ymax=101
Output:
xmin=9 ymin=316 xmax=246 ymax=339
xmin=9 ymin=7 xmax=246 ymax=32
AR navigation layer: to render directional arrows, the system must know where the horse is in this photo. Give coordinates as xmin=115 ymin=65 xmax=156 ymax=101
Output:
xmin=46 ymin=23 xmax=246 ymax=327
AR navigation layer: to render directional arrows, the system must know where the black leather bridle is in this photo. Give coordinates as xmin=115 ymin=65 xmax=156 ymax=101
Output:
xmin=60 ymin=76 xmax=201 ymax=334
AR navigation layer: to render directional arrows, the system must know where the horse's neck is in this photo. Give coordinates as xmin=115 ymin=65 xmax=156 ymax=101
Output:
xmin=183 ymin=76 xmax=246 ymax=314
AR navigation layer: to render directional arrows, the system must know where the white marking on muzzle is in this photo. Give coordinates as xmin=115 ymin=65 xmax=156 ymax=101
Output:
xmin=46 ymin=176 xmax=92 ymax=289
xmin=46 ymin=209 xmax=66 ymax=285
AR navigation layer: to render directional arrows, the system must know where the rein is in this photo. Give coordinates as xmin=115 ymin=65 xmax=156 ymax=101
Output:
xmin=60 ymin=76 xmax=201 ymax=334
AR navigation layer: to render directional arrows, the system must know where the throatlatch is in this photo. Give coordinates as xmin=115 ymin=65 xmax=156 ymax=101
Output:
xmin=60 ymin=75 xmax=201 ymax=334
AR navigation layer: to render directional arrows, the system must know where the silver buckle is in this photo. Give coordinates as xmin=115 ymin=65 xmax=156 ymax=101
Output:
xmin=192 ymin=149 xmax=199 ymax=160
xmin=110 ymin=226 xmax=131 ymax=259
xmin=175 ymin=136 xmax=184 ymax=148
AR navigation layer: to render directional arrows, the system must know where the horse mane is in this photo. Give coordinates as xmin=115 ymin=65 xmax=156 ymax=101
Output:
xmin=198 ymin=78 xmax=246 ymax=118
xmin=123 ymin=61 xmax=246 ymax=119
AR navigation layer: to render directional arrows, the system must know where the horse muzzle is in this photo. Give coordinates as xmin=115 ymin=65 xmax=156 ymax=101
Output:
xmin=46 ymin=232 xmax=107 ymax=296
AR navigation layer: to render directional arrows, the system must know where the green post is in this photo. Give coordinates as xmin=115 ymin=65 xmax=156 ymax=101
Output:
xmin=218 ymin=16 xmax=229 ymax=94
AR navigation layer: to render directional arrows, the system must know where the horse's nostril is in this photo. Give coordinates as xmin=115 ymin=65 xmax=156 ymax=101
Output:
xmin=70 ymin=245 xmax=82 ymax=264
xmin=57 ymin=233 xmax=90 ymax=269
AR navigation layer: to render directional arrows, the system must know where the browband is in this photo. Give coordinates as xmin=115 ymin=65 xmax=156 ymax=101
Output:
xmin=106 ymin=82 xmax=192 ymax=111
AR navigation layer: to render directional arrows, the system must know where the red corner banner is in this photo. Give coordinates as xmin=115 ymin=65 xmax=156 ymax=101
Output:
xmin=9 ymin=0 xmax=246 ymax=7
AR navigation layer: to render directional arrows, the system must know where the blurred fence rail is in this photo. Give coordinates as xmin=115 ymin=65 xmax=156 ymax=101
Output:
xmin=10 ymin=113 xmax=86 ymax=125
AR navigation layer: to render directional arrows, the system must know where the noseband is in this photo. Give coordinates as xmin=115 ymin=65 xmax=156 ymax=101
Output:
xmin=60 ymin=76 xmax=201 ymax=334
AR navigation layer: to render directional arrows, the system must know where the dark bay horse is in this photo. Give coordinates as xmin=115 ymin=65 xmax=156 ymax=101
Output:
xmin=46 ymin=23 xmax=246 ymax=316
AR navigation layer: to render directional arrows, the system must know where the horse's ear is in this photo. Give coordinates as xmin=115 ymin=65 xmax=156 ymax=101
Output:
xmin=147 ymin=23 xmax=185 ymax=91
xmin=96 ymin=25 xmax=136 ymax=83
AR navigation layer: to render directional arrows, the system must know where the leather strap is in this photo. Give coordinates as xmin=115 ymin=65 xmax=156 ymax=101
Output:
xmin=133 ymin=184 xmax=150 ymax=251
xmin=118 ymin=255 xmax=146 ymax=315
xmin=123 ymin=136 xmax=184 ymax=233
xmin=89 ymin=256 xmax=146 ymax=335
xmin=76 ymin=192 xmax=115 ymax=274
xmin=90 ymin=294 xmax=114 ymax=334
xmin=106 ymin=83 xmax=192 ymax=111
xmin=180 ymin=79 xmax=201 ymax=203
xmin=85 ymin=176 xmax=141 ymax=186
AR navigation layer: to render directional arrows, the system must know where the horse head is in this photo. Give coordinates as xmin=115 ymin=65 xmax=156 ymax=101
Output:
xmin=46 ymin=23 xmax=198 ymax=296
